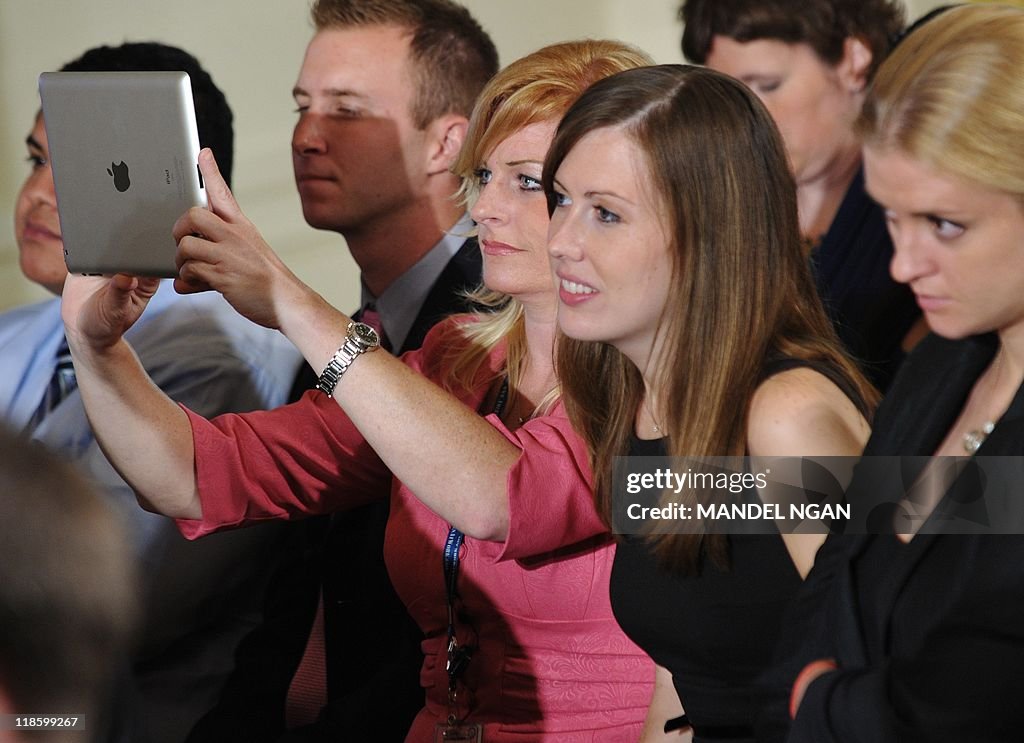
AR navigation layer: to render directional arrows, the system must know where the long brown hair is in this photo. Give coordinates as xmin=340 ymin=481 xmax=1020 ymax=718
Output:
xmin=544 ymin=65 xmax=876 ymax=573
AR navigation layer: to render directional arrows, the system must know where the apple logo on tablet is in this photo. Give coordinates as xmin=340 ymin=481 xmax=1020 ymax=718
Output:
xmin=106 ymin=161 xmax=131 ymax=192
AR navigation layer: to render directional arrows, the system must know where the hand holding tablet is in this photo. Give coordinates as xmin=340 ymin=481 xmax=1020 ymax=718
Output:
xmin=173 ymin=148 xmax=311 ymax=332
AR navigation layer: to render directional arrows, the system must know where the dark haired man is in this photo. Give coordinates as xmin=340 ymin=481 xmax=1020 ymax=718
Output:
xmin=0 ymin=42 xmax=302 ymax=743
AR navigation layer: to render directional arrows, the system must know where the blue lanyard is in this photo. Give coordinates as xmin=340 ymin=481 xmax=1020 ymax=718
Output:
xmin=443 ymin=526 xmax=468 ymax=695
xmin=444 ymin=376 xmax=510 ymax=698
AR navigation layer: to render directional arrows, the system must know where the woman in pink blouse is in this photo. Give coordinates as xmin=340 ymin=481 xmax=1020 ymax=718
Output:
xmin=62 ymin=41 xmax=663 ymax=741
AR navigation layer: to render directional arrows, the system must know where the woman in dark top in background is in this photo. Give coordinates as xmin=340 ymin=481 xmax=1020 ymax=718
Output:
xmin=680 ymin=0 xmax=921 ymax=391
xmin=544 ymin=65 xmax=875 ymax=742
xmin=787 ymin=6 xmax=1024 ymax=741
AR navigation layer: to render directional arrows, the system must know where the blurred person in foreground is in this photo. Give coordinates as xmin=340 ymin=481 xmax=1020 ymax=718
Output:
xmin=0 ymin=425 xmax=137 ymax=743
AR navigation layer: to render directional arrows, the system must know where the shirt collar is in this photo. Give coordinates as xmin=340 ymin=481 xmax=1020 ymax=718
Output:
xmin=360 ymin=213 xmax=473 ymax=352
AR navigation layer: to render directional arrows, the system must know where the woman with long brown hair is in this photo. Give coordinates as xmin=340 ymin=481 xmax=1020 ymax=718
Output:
xmin=544 ymin=64 xmax=874 ymax=741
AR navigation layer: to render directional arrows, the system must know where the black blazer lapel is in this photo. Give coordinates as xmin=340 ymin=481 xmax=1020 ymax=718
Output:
xmin=399 ymin=237 xmax=482 ymax=354
xmin=866 ymin=333 xmax=998 ymax=456
xmin=827 ymin=536 xmax=872 ymax=668
xmin=827 ymin=532 xmax=938 ymax=672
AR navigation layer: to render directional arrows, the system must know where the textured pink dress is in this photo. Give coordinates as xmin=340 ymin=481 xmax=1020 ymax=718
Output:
xmin=176 ymin=318 xmax=652 ymax=741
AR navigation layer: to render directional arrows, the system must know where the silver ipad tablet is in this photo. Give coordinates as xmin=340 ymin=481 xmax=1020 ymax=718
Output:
xmin=39 ymin=71 xmax=207 ymax=277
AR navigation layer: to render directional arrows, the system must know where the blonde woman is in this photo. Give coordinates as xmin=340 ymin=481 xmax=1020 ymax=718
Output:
xmin=788 ymin=6 xmax=1024 ymax=740
xmin=62 ymin=41 xmax=661 ymax=741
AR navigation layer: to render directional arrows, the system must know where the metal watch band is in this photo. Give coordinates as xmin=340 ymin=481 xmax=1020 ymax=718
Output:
xmin=314 ymin=321 xmax=379 ymax=397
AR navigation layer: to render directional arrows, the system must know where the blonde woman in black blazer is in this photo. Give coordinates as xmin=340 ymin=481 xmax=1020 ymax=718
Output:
xmin=787 ymin=7 xmax=1024 ymax=742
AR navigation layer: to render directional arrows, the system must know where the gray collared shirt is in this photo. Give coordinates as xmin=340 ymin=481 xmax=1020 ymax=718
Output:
xmin=359 ymin=213 xmax=474 ymax=352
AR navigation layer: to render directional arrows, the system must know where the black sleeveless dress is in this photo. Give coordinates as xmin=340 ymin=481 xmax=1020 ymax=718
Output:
xmin=610 ymin=358 xmax=867 ymax=742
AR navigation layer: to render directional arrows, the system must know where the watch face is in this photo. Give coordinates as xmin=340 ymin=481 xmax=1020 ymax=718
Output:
xmin=350 ymin=321 xmax=380 ymax=348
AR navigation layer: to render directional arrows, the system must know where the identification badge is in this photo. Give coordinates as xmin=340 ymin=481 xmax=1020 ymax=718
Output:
xmin=433 ymin=721 xmax=482 ymax=742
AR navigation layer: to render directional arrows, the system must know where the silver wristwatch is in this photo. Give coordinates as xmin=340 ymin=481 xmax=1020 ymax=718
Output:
xmin=315 ymin=321 xmax=380 ymax=397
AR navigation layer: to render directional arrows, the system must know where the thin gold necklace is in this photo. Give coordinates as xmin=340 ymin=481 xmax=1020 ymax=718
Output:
xmin=642 ymin=398 xmax=664 ymax=436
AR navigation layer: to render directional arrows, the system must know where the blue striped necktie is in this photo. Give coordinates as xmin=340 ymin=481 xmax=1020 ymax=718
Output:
xmin=28 ymin=340 xmax=77 ymax=430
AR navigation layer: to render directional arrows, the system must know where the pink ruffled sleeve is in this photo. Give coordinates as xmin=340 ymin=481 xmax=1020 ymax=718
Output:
xmin=176 ymin=392 xmax=391 ymax=539
xmin=488 ymin=402 xmax=607 ymax=562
